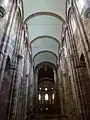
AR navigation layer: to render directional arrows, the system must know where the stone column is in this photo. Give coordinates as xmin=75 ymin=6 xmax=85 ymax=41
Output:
xmin=36 ymin=73 xmax=38 ymax=113
xmin=67 ymin=25 xmax=85 ymax=120
xmin=27 ymin=58 xmax=32 ymax=115
xmin=57 ymin=65 xmax=65 ymax=116
xmin=7 ymin=17 xmax=22 ymax=120
xmin=20 ymin=52 xmax=30 ymax=120
xmin=53 ymin=69 xmax=59 ymax=114
xmin=9 ymin=22 xmax=24 ymax=120
xmin=33 ymin=70 xmax=38 ymax=113
xmin=73 ymin=1 xmax=90 ymax=79
xmin=9 ymin=54 xmax=23 ymax=120
xmin=48 ymin=93 xmax=50 ymax=104
xmin=30 ymin=66 xmax=34 ymax=112
xmin=42 ymin=93 xmax=44 ymax=105
xmin=0 ymin=2 xmax=16 ymax=89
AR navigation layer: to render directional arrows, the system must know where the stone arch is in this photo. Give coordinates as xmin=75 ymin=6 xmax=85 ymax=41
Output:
xmin=67 ymin=7 xmax=73 ymax=23
xmin=17 ymin=6 xmax=22 ymax=21
xmin=17 ymin=0 xmax=24 ymax=21
xmin=35 ymin=62 xmax=56 ymax=73
xmin=30 ymin=35 xmax=60 ymax=45
xmin=31 ymin=37 xmax=59 ymax=58
xmin=65 ymin=0 xmax=72 ymax=22
xmin=33 ymin=51 xmax=57 ymax=68
xmin=34 ymin=62 xmax=57 ymax=86
xmin=33 ymin=50 xmax=58 ymax=60
xmin=80 ymin=53 xmax=85 ymax=63
xmin=34 ymin=61 xmax=57 ymax=113
xmin=24 ymin=12 xmax=66 ymax=23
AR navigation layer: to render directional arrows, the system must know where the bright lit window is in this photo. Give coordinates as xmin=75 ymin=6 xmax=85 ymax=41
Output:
xmin=52 ymin=93 xmax=54 ymax=100
xmin=45 ymin=88 xmax=47 ymax=91
xmin=45 ymin=94 xmax=48 ymax=100
xmin=39 ymin=94 xmax=41 ymax=100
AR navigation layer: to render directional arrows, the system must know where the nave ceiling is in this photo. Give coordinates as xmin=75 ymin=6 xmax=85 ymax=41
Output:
xmin=23 ymin=0 xmax=66 ymax=67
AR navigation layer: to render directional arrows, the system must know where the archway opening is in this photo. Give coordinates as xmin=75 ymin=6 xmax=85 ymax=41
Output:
xmin=79 ymin=53 xmax=90 ymax=118
xmin=38 ymin=65 xmax=55 ymax=113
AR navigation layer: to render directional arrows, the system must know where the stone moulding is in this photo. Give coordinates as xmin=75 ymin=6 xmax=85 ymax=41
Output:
xmin=84 ymin=7 xmax=90 ymax=19
xmin=0 ymin=6 xmax=6 ymax=18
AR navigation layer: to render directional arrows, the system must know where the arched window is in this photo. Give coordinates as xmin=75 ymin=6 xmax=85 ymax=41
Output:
xmin=45 ymin=94 xmax=48 ymax=100
xmin=39 ymin=94 xmax=41 ymax=100
xmin=52 ymin=93 xmax=54 ymax=100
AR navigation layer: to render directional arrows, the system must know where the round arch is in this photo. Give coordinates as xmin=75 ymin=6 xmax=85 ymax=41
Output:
xmin=39 ymin=77 xmax=54 ymax=84
xmin=33 ymin=51 xmax=57 ymax=68
xmin=30 ymin=35 xmax=60 ymax=45
xmin=34 ymin=62 xmax=57 ymax=85
xmin=30 ymin=36 xmax=60 ymax=57
xmin=67 ymin=7 xmax=73 ymax=23
xmin=18 ymin=0 xmax=24 ymax=21
xmin=35 ymin=62 xmax=57 ymax=73
xmin=34 ymin=62 xmax=57 ymax=112
xmin=40 ymin=77 xmax=53 ymax=81
xmin=24 ymin=12 xmax=66 ymax=23
xmin=16 ymin=6 xmax=22 ymax=21
xmin=31 ymin=37 xmax=60 ymax=58
xmin=33 ymin=50 xmax=58 ymax=60
xmin=65 ymin=0 xmax=72 ymax=22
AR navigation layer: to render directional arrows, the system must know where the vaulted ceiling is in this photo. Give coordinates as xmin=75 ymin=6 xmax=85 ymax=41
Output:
xmin=23 ymin=0 xmax=66 ymax=67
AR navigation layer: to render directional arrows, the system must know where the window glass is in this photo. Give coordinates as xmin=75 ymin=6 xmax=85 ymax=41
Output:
xmin=39 ymin=94 xmax=41 ymax=100
xmin=52 ymin=93 xmax=54 ymax=100
xmin=45 ymin=94 xmax=48 ymax=100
